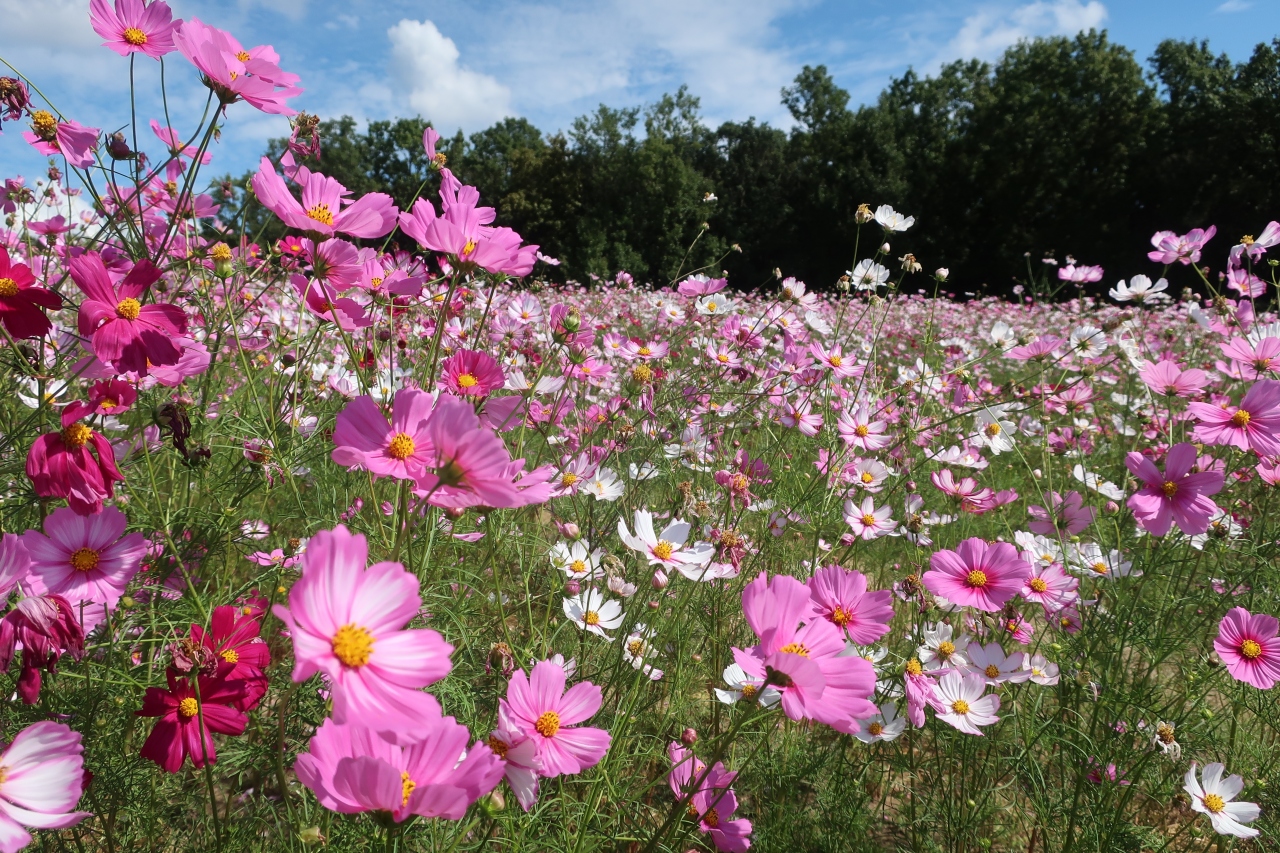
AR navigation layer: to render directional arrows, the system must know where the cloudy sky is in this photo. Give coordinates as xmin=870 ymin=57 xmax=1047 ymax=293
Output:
xmin=1 ymin=0 xmax=1277 ymax=180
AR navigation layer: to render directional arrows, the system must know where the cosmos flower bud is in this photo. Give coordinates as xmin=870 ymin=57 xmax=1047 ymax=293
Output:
xmin=681 ymin=728 xmax=698 ymax=746
xmin=651 ymin=569 xmax=669 ymax=590
xmin=564 ymin=579 xmax=581 ymax=596
xmin=936 ymin=268 xmax=950 ymax=281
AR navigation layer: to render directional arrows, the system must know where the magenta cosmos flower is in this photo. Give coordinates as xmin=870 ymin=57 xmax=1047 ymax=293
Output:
xmin=0 ymin=247 xmax=60 ymax=339
xmin=1140 ymin=360 xmax=1207 ymax=398
xmin=22 ymin=112 xmax=99 ymax=169
xmin=499 ymin=659 xmax=610 ymax=778
xmin=0 ymin=721 xmax=91 ymax=850
xmin=668 ymin=743 xmax=753 ymax=853
xmin=1125 ymin=443 xmax=1224 ymax=536
xmin=21 ymin=506 xmax=146 ymax=613
xmin=398 ymin=171 xmax=537 ymax=277
xmin=173 ymin=19 xmax=301 ymax=115
xmin=923 ymin=538 xmax=1029 ymax=612
xmin=439 ymin=348 xmax=505 ymax=398
xmin=294 ymin=717 xmax=503 ymax=821
xmin=26 ymin=418 xmax=124 ymax=516
xmin=272 ymin=526 xmax=452 ymax=739
xmin=331 ymin=389 xmax=438 ymax=482
xmin=136 ymin=667 xmax=246 ymax=772
xmin=1214 ymin=607 xmax=1280 ymax=690
xmin=1188 ymin=379 xmax=1280 ymax=457
xmin=71 ymin=251 xmax=187 ymax=376
xmin=252 ymin=157 xmax=397 ymax=239
xmin=89 ymin=0 xmax=177 ymax=59
xmin=806 ymin=565 xmax=894 ymax=645
xmin=0 ymin=595 xmax=85 ymax=704
xmin=734 ymin=572 xmax=878 ymax=733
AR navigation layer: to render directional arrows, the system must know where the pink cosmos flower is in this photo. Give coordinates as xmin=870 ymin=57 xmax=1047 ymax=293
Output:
xmin=21 ymin=506 xmax=146 ymax=621
xmin=499 ymin=659 xmax=610 ymax=778
xmin=413 ymin=395 xmax=553 ymax=510
xmin=331 ymin=389 xmax=438 ymax=482
xmin=1027 ymin=491 xmax=1094 ymax=536
xmin=173 ymin=19 xmax=302 ymax=115
xmin=26 ymin=419 xmax=124 ymax=516
xmin=150 ymin=119 xmax=211 ymax=163
xmin=810 ymin=343 xmax=860 ymax=378
xmin=90 ymin=0 xmax=177 ymax=59
xmin=71 ymin=251 xmax=186 ymax=375
xmin=668 ymin=743 xmax=753 ymax=852
xmin=843 ymin=496 xmax=896 ymax=540
xmin=398 ymin=173 xmax=537 ymax=276
xmin=677 ymin=274 xmax=727 ymax=296
xmin=1147 ymin=226 xmax=1216 ymax=265
xmin=1125 ymin=443 xmax=1224 ymax=536
xmin=1188 ymin=379 xmax=1280 ymax=457
xmin=734 ymin=572 xmax=878 ymax=733
xmin=484 ymin=726 xmax=542 ymax=811
xmin=1007 ymin=337 xmax=1062 ymax=361
xmin=0 ymin=595 xmax=85 ymax=704
xmin=1213 ymin=607 xmax=1280 ymax=690
xmin=0 ymin=535 xmax=30 ymax=601
xmin=837 ymin=404 xmax=891 ymax=451
xmin=0 ymin=721 xmax=91 ymax=850
xmin=1231 ymin=221 xmax=1280 ymax=265
xmin=136 ymin=667 xmax=246 ymax=772
xmin=294 ymin=717 xmax=504 ymax=822
xmin=1057 ymin=264 xmax=1103 ymax=282
xmin=1220 ymin=336 xmax=1280 ymax=379
xmin=23 ymin=117 xmax=99 ymax=169
xmin=1139 ymin=360 xmax=1207 ymax=398
xmin=272 ymin=526 xmax=453 ymax=739
xmin=923 ymin=538 xmax=1028 ymax=612
xmin=292 ymin=275 xmax=371 ymax=331
xmin=1021 ymin=562 xmax=1078 ymax=612
xmin=251 ymin=157 xmax=397 ymax=238
xmin=440 ymin=349 xmax=505 ymax=398
xmin=806 ymin=565 xmax=894 ymax=644
xmin=0 ymin=247 xmax=61 ymax=339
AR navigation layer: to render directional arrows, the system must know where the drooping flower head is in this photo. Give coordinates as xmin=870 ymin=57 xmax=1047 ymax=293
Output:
xmin=25 ymin=418 xmax=125 ymax=516
xmin=0 ymin=595 xmax=85 ymax=704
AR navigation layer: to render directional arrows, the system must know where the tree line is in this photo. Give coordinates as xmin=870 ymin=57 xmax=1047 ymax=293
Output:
xmin=228 ymin=30 xmax=1280 ymax=296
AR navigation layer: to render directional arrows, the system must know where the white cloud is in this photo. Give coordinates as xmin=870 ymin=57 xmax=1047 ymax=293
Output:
xmin=386 ymin=19 xmax=513 ymax=133
xmin=941 ymin=1 xmax=1108 ymax=64
xmin=1215 ymin=0 xmax=1252 ymax=11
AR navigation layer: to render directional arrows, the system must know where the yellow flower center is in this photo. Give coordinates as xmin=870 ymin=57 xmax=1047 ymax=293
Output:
xmin=854 ymin=424 xmax=869 ymax=437
xmin=236 ymin=50 xmax=251 ymax=62
xmin=740 ymin=684 xmax=757 ymax=699
xmin=123 ymin=27 xmax=148 ymax=45
xmin=534 ymin=711 xmax=560 ymax=738
xmin=386 ymin=433 xmax=415 ymax=460
xmin=116 ymin=297 xmax=142 ymax=320
xmin=638 ymin=346 xmax=652 ymax=356
xmin=306 ymin=203 xmax=334 ymax=226
xmin=69 ymin=548 xmax=99 ymax=572
xmin=1241 ymin=639 xmax=1263 ymax=660
xmin=966 ymin=570 xmax=989 ymax=588
xmin=1156 ymin=723 xmax=1176 ymax=743
xmin=584 ymin=610 xmax=601 ymax=626
xmin=400 ymin=772 xmax=416 ymax=807
xmin=100 ymin=398 xmax=118 ymax=410
xmin=829 ymin=355 xmax=843 ymax=367
xmin=1242 ymin=235 xmax=1255 ymax=246
xmin=628 ymin=639 xmax=645 ymax=656
xmin=985 ymin=422 xmax=1001 ymax=437
xmin=705 ymin=301 xmax=717 ymax=311
xmin=830 ymin=607 xmax=852 ymax=627
xmin=1202 ymin=793 xmax=1226 ymax=814
xmin=1161 ymin=480 xmax=1179 ymax=498
xmin=569 ymin=559 xmax=587 ymax=575
xmin=984 ymin=664 xmax=1000 ymax=678
xmin=178 ymin=697 xmax=199 ymax=718
xmin=905 ymin=658 xmax=923 ymax=676
xmin=1092 ymin=562 xmax=1109 ymax=575
xmin=31 ymin=110 xmax=57 ymax=141
xmin=1028 ymin=578 xmax=1048 ymax=593
xmin=456 ymin=372 xmax=478 ymax=389
xmin=210 ymin=242 xmax=233 ymax=262
xmin=462 ymin=238 xmax=478 ymax=256
xmin=560 ymin=472 xmax=579 ymax=487
xmin=951 ymin=699 xmax=970 ymax=715
xmin=652 ymin=541 xmax=674 ymax=561
xmin=0 ymin=278 xmax=17 ymax=298
xmin=860 ymin=471 xmax=875 ymax=484
xmin=631 ymin=364 xmax=654 ymax=383
xmin=486 ymin=736 xmax=509 ymax=759
xmin=61 ymin=422 xmax=93 ymax=449
xmin=1231 ymin=409 xmax=1252 ymax=427
xmin=860 ymin=513 xmax=877 ymax=527
xmin=938 ymin=641 xmax=956 ymax=658
xmin=702 ymin=808 xmax=720 ymax=828
xmin=716 ymin=353 xmax=730 ymax=363
xmin=221 ymin=649 xmax=239 ymax=664
xmin=779 ymin=642 xmax=810 ymax=658
xmin=867 ymin=721 xmax=884 ymax=736
xmin=331 ymin=623 xmax=374 ymax=668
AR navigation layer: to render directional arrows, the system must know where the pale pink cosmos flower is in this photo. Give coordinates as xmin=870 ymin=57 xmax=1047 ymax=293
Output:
xmin=843 ymin=496 xmax=896 ymax=540
xmin=1027 ymin=491 xmax=1094 ymax=536
xmin=1213 ymin=607 xmax=1280 ymax=690
xmin=1124 ymin=443 xmax=1224 ymax=536
xmin=173 ymin=19 xmax=302 ymax=115
xmin=806 ymin=565 xmax=894 ymax=645
xmin=810 ymin=343 xmax=860 ymax=378
xmin=331 ymin=389 xmax=437 ymax=482
xmin=499 ymin=659 xmax=610 ymax=778
xmin=90 ymin=0 xmax=177 ymax=59
xmin=0 ymin=721 xmax=92 ymax=849
xmin=930 ymin=670 xmax=1000 ymax=735
xmin=23 ymin=117 xmax=99 ymax=169
xmin=293 ymin=717 xmax=503 ymax=822
xmin=1139 ymin=360 xmax=1208 ymax=398
xmin=485 ymin=726 xmax=542 ymax=811
xmin=1021 ymin=562 xmax=1078 ymax=612
xmin=1147 ymin=226 xmax=1216 ymax=265
xmin=272 ymin=526 xmax=453 ymax=740
xmin=965 ymin=642 xmax=1028 ymax=685
xmin=837 ymin=404 xmax=891 ymax=451
xmin=1188 ymin=379 xmax=1280 ymax=457
xmin=922 ymin=538 xmax=1028 ymax=612
xmin=398 ymin=172 xmax=537 ymax=276
xmin=20 ymin=506 xmax=146 ymax=626
xmin=1230 ymin=221 xmax=1280 ymax=265
xmin=252 ymin=157 xmax=397 ymax=238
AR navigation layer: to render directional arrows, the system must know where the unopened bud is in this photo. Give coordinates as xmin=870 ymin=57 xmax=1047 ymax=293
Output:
xmin=935 ymin=268 xmax=949 ymax=281
xmin=681 ymin=728 xmax=698 ymax=746
xmin=651 ymin=569 xmax=669 ymax=590
xmin=564 ymin=579 xmax=581 ymax=596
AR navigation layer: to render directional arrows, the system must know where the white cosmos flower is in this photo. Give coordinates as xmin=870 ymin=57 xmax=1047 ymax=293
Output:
xmin=1068 ymin=325 xmax=1108 ymax=358
xmin=562 ymin=589 xmax=624 ymax=640
xmin=970 ymin=406 xmax=1017 ymax=454
xmin=695 ymin=294 xmax=734 ymax=316
xmin=873 ymin=204 xmax=915 ymax=233
xmin=990 ymin=321 xmax=1017 ymax=352
xmin=549 ymin=540 xmax=605 ymax=581
xmin=853 ymin=702 xmax=906 ymax=743
xmin=585 ymin=467 xmax=624 ymax=502
xmin=714 ymin=663 xmax=781 ymax=707
xmin=931 ymin=670 xmax=1000 ymax=735
xmin=849 ymin=258 xmax=890 ymax=291
xmin=1184 ymin=762 xmax=1260 ymax=839
xmin=1109 ymin=275 xmax=1170 ymax=304
xmin=617 ymin=509 xmax=714 ymax=570
xmin=1071 ymin=464 xmax=1125 ymax=500
xmin=917 ymin=622 xmax=969 ymax=671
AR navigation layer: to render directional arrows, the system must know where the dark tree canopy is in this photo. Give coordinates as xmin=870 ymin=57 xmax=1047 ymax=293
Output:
xmin=228 ymin=31 xmax=1280 ymax=297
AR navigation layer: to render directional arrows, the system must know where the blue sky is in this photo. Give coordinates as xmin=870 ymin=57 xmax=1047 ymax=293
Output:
xmin=1 ymin=0 xmax=1277 ymax=182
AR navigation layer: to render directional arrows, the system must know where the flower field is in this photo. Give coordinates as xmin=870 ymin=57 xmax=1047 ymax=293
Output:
xmin=0 ymin=2 xmax=1279 ymax=852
